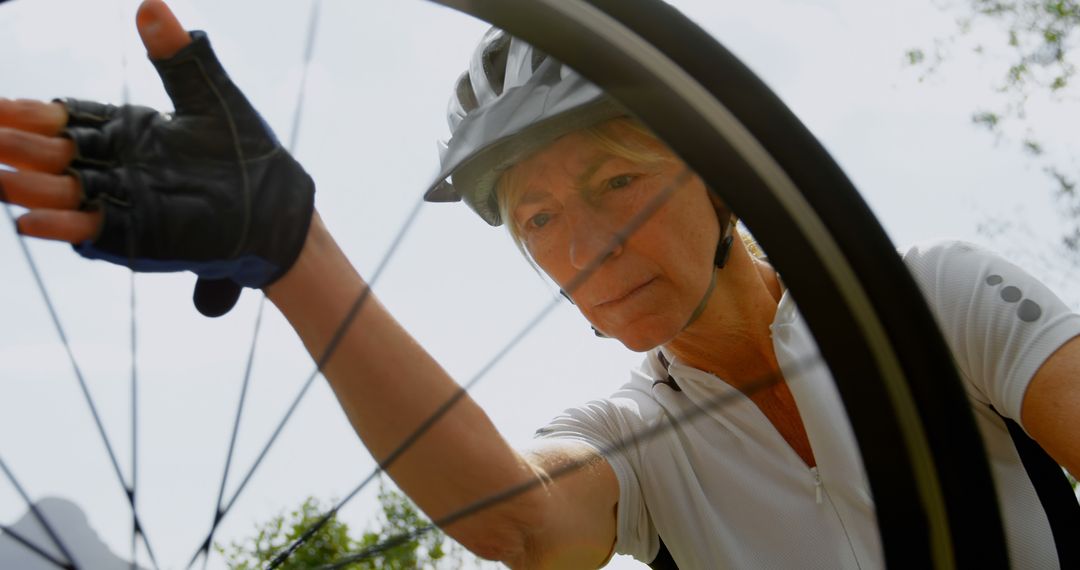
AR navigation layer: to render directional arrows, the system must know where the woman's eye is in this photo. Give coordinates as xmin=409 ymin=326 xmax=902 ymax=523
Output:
xmin=607 ymin=174 xmax=636 ymax=190
xmin=528 ymin=212 xmax=551 ymax=229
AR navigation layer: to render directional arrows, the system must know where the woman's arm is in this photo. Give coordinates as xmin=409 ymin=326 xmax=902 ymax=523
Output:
xmin=266 ymin=213 xmax=619 ymax=566
xmin=901 ymin=241 xmax=1080 ymax=478
xmin=1021 ymin=335 xmax=1080 ymax=477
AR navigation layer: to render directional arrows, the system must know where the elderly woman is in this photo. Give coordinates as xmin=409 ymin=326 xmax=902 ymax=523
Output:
xmin=2 ymin=1 xmax=1078 ymax=568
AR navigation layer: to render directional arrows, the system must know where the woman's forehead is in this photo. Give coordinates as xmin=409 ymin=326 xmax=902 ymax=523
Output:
xmin=527 ymin=131 xmax=611 ymax=167
xmin=515 ymin=118 xmax=666 ymax=176
xmin=498 ymin=118 xmax=677 ymax=219
xmin=515 ymin=151 xmax=617 ymax=198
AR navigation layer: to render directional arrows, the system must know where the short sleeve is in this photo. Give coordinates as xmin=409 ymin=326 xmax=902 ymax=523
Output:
xmin=902 ymin=240 xmax=1080 ymax=427
xmin=535 ymin=387 xmax=663 ymax=563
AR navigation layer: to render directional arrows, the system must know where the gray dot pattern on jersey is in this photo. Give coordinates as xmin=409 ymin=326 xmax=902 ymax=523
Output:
xmin=985 ymin=274 xmax=1043 ymax=322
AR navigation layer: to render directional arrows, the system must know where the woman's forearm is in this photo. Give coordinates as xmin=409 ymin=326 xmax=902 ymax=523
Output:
xmin=265 ymin=212 xmax=541 ymax=559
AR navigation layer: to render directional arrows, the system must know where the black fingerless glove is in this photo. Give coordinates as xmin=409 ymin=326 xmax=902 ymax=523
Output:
xmin=61 ymin=31 xmax=315 ymax=317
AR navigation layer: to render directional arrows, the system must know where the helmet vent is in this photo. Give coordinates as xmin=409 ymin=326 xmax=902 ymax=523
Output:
xmin=454 ymin=73 xmax=478 ymax=114
xmin=531 ymin=49 xmax=549 ymax=72
xmin=429 ymin=26 xmax=625 ymax=226
xmin=481 ymin=33 xmax=511 ymax=96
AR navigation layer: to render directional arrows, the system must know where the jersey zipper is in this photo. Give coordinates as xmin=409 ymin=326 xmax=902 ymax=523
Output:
xmin=810 ymin=466 xmax=864 ymax=568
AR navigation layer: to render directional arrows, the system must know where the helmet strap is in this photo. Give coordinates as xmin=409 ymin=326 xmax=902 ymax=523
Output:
xmin=683 ymin=212 xmax=737 ymax=330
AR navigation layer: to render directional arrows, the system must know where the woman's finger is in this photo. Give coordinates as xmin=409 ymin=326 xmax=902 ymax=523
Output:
xmin=0 ymin=170 xmax=81 ymax=210
xmin=0 ymin=99 xmax=68 ymax=137
xmin=137 ymin=0 xmax=192 ymax=60
xmin=15 ymin=209 xmax=102 ymax=244
xmin=0 ymin=126 xmax=75 ymax=173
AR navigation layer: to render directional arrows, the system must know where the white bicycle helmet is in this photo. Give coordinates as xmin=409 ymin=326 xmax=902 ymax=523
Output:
xmin=424 ymin=27 xmax=628 ymax=226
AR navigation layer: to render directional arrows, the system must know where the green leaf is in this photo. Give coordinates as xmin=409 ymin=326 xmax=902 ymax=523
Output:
xmin=905 ymin=48 xmax=926 ymax=65
xmin=1007 ymin=63 xmax=1029 ymax=83
xmin=218 ymin=489 xmax=476 ymax=569
xmin=972 ymin=111 xmax=1001 ymax=130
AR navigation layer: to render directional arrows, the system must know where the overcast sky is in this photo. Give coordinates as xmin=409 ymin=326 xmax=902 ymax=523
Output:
xmin=2 ymin=0 xmax=1079 ymax=568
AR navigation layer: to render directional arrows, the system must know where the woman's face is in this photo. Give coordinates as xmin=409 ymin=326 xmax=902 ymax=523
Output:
xmin=505 ymin=122 xmax=721 ymax=351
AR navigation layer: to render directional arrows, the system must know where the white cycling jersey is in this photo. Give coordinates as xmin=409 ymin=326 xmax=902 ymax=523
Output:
xmin=536 ymin=240 xmax=1080 ymax=568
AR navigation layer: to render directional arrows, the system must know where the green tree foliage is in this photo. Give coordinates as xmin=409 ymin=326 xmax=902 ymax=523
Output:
xmin=908 ymin=1 xmax=1080 ymax=252
xmin=217 ymin=485 xmax=470 ymax=569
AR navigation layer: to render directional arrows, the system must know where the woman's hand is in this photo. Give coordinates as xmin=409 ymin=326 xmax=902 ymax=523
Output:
xmin=0 ymin=0 xmax=315 ymax=317
xmin=0 ymin=0 xmax=188 ymax=243
xmin=0 ymin=99 xmax=96 ymax=242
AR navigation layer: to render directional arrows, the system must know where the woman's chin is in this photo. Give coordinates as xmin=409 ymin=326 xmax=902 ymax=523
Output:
xmin=600 ymin=322 xmax=677 ymax=353
xmin=616 ymin=337 xmax=661 ymax=353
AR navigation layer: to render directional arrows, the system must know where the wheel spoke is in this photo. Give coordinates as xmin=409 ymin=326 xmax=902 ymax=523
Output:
xmin=266 ymin=168 xmax=691 ymax=567
xmin=1 ymin=524 xmax=74 ymax=570
xmin=3 ymin=204 xmax=160 ymax=568
xmin=0 ymin=456 xmax=77 ymax=569
xmin=186 ymin=193 xmax=425 ymax=566
xmin=184 ymin=3 xmax=325 ymax=567
xmin=318 ymin=356 xmax=822 ymax=569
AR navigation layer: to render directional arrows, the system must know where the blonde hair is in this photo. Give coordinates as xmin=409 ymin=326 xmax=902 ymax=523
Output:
xmin=495 ymin=117 xmax=762 ymax=263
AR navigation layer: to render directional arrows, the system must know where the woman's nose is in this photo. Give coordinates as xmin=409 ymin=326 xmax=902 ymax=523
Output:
xmin=567 ymin=210 xmax=623 ymax=270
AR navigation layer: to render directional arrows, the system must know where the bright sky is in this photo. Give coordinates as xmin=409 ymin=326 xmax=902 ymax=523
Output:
xmin=2 ymin=0 xmax=1078 ymax=568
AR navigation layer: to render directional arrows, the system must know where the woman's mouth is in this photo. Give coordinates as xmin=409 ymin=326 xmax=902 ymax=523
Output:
xmin=595 ymin=278 xmax=656 ymax=309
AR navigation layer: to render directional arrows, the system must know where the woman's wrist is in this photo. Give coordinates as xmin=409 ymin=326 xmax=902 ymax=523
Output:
xmin=266 ymin=210 xmax=364 ymax=317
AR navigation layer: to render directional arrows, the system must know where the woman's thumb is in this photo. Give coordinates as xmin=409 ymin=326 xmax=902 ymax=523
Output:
xmin=136 ymin=0 xmax=191 ymax=60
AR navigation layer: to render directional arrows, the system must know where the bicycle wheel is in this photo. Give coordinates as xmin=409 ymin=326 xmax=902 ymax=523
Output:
xmin=427 ymin=0 xmax=1008 ymax=567
xmin=0 ymin=0 xmax=1010 ymax=568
